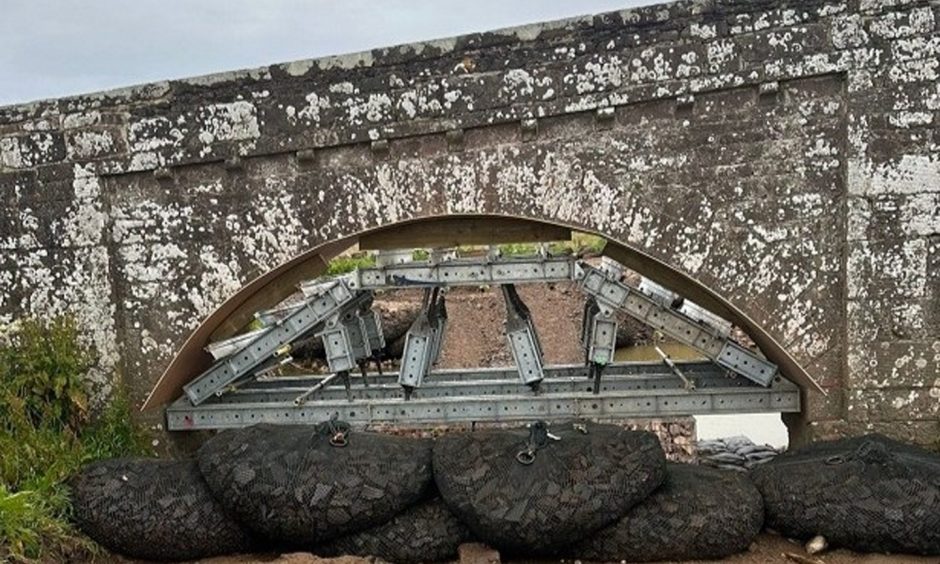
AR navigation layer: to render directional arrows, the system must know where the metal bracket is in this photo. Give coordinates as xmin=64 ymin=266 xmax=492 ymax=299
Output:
xmin=359 ymin=306 xmax=386 ymax=375
xmin=501 ymin=284 xmax=545 ymax=389
xmin=398 ymin=287 xmax=447 ymax=397
xmin=583 ymin=301 xmax=618 ymax=367
xmin=580 ymin=297 xmax=618 ymax=394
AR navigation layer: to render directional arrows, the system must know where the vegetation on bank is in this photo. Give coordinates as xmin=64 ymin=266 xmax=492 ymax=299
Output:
xmin=323 ymin=233 xmax=608 ymax=276
xmin=0 ymin=317 xmax=150 ymax=563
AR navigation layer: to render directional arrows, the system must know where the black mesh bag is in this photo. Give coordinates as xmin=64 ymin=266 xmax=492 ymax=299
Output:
xmin=432 ymin=421 xmax=666 ymax=555
xmin=572 ymin=463 xmax=764 ymax=561
xmin=197 ymin=422 xmax=433 ymax=546
xmin=69 ymin=458 xmax=254 ymax=561
xmin=752 ymin=434 xmax=940 ymax=555
xmin=317 ymin=496 xmax=471 ymax=563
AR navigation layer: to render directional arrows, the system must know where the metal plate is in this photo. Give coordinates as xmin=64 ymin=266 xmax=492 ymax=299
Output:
xmin=717 ymin=341 xmax=777 ymax=386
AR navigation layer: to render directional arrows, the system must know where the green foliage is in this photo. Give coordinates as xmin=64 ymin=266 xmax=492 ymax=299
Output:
xmin=571 ymin=232 xmax=607 ymax=254
xmin=325 ymin=253 xmax=376 ymax=275
xmin=0 ymin=317 xmax=93 ymax=430
xmin=0 ymin=317 xmax=150 ymax=563
xmin=497 ymin=232 xmax=607 ymax=257
xmin=318 ymin=232 xmax=607 ymax=278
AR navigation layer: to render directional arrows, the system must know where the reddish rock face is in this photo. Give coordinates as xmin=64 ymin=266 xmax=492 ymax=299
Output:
xmin=1 ymin=0 xmax=937 ymax=446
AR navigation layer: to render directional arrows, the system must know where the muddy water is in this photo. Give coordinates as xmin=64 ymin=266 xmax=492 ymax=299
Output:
xmin=614 ymin=343 xmax=705 ymax=362
xmin=614 ymin=344 xmax=789 ymax=448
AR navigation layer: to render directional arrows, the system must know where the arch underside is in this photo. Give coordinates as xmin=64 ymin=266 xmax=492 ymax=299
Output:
xmin=146 ymin=214 xmax=815 ymax=429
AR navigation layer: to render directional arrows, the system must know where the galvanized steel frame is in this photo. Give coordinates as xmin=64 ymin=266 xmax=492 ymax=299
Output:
xmin=166 ymin=361 xmax=800 ymax=430
xmin=174 ymin=255 xmax=790 ymax=430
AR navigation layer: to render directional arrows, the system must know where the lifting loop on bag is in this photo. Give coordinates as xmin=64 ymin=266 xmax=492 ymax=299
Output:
xmin=515 ymin=420 xmax=556 ymax=465
xmin=322 ymin=413 xmax=350 ymax=448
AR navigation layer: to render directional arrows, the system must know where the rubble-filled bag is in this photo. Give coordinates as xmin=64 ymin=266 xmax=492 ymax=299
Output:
xmin=752 ymin=434 xmax=940 ymax=555
xmin=433 ymin=421 xmax=666 ymax=554
xmin=317 ymin=496 xmax=471 ymax=563
xmin=572 ymin=463 xmax=763 ymax=561
xmin=197 ymin=422 xmax=433 ymax=546
xmin=69 ymin=458 xmax=254 ymax=561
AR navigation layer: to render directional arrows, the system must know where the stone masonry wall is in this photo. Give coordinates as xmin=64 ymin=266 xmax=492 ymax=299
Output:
xmin=0 ymin=0 xmax=937 ymax=445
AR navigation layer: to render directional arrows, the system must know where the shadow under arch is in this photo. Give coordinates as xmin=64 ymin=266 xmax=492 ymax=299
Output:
xmin=143 ymin=213 xmax=822 ymax=411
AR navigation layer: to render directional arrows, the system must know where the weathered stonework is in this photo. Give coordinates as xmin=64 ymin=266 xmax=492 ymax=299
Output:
xmin=0 ymin=0 xmax=937 ymax=445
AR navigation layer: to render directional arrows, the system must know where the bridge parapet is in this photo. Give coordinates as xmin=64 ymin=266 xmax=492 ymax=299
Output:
xmin=0 ymin=0 xmax=937 ymax=445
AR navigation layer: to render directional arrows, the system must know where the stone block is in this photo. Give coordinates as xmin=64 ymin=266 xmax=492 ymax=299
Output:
xmin=847 ymin=340 xmax=940 ymax=389
xmin=847 ymin=386 xmax=940 ymax=422
xmin=65 ymin=127 xmax=125 ymax=160
xmin=0 ymin=131 xmax=66 ymax=169
xmin=807 ymin=419 xmax=940 ymax=448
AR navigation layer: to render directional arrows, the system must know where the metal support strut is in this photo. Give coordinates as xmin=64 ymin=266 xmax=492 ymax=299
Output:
xmin=501 ymin=284 xmax=545 ymax=391
xmin=579 ymin=265 xmax=777 ymax=387
xmin=183 ymin=280 xmax=363 ymax=405
xmin=398 ymin=287 xmax=447 ymax=399
xmin=580 ymin=297 xmax=619 ymax=394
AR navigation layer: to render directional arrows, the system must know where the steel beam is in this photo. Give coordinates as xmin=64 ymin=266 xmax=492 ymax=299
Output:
xmin=166 ymin=378 xmax=799 ymax=431
xmin=345 ymin=256 xmax=581 ymax=290
xmin=183 ymin=280 xmax=362 ymax=405
xmin=203 ymin=372 xmax=769 ymax=405
xmin=246 ymin=361 xmax=736 ymax=388
xmin=501 ymin=284 xmax=545 ymax=388
xmin=579 ymin=265 xmax=778 ymax=386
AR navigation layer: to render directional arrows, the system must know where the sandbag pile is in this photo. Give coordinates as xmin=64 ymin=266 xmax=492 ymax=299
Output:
xmin=696 ymin=435 xmax=781 ymax=471
xmin=570 ymin=463 xmax=764 ymax=562
xmin=70 ymin=422 xmax=451 ymax=562
xmin=196 ymin=422 xmax=433 ymax=546
xmin=318 ymin=497 xmax=472 ymax=563
xmin=69 ymin=458 xmax=255 ymax=561
xmin=433 ymin=421 xmax=667 ymax=555
xmin=70 ymin=425 xmax=940 ymax=562
xmin=752 ymin=434 xmax=940 ymax=556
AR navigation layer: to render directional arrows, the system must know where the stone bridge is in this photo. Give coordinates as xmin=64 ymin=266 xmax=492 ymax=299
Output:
xmin=0 ymin=0 xmax=937 ymax=445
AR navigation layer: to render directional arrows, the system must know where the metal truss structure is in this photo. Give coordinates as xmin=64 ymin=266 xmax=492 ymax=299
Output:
xmin=168 ymin=251 xmax=800 ymax=431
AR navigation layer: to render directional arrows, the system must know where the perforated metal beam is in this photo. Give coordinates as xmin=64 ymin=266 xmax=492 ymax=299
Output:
xmin=183 ymin=280 xmax=363 ymax=405
xmin=201 ymin=367 xmax=766 ymax=404
xmin=166 ymin=368 xmax=799 ymax=430
xmin=502 ymin=284 xmax=545 ymax=387
xmin=579 ymin=265 xmax=778 ymax=386
xmin=397 ymin=288 xmax=447 ymax=394
xmin=346 ymin=256 xmax=581 ymax=290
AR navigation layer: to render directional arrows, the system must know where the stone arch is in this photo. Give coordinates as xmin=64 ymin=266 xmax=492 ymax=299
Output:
xmin=135 ymin=83 xmax=844 ymax=441
xmin=145 ymin=212 xmax=822 ymax=443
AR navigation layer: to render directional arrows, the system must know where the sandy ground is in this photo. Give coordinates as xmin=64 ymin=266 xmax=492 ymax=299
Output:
xmin=433 ymin=282 xmax=586 ymax=369
xmin=659 ymin=533 xmax=938 ymax=564
xmin=98 ymin=533 xmax=936 ymax=564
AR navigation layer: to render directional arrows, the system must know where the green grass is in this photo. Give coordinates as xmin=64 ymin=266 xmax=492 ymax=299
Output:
xmin=0 ymin=317 xmax=150 ymax=563
xmin=325 ymin=253 xmax=376 ymax=275
xmin=498 ymin=232 xmax=607 ymax=257
xmin=320 ymin=233 xmax=606 ymax=279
